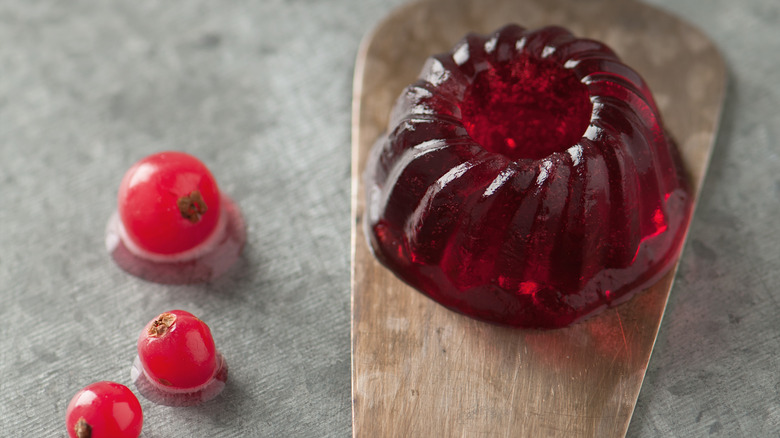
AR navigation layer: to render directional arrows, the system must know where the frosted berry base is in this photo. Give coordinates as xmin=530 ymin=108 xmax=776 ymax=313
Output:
xmin=131 ymin=352 xmax=228 ymax=406
xmin=106 ymin=196 xmax=246 ymax=284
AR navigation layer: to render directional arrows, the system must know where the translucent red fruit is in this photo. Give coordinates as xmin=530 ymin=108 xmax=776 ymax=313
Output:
xmin=132 ymin=310 xmax=228 ymax=405
xmin=118 ymin=151 xmax=221 ymax=256
xmin=109 ymin=151 xmax=247 ymax=284
xmin=137 ymin=310 xmax=218 ymax=390
xmin=65 ymin=381 xmax=143 ymax=438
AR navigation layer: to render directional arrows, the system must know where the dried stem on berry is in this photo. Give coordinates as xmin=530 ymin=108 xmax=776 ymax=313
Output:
xmin=178 ymin=190 xmax=208 ymax=223
xmin=74 ymin=417 xmax=92 ymax=438
xmin=148 ymin=313 xmax=176 ymax=337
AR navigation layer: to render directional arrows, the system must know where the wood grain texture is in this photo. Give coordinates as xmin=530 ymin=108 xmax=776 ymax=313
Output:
xmin=350 ymin=0 xmax=726 ymax=436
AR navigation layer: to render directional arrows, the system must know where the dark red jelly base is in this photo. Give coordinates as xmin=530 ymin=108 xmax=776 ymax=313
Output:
xmin=107 ymin=196 xmax=246 ymax=284
xmin=365 ymin=25 xmax=692 ymax=328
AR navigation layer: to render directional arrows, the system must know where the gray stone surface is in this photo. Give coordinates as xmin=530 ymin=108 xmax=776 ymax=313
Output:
xmin=0 ymin=0 xmax=776 ymax=436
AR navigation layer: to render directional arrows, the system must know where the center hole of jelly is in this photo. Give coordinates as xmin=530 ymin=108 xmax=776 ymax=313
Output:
xmin=459 ymin=55 xmax=593 ymax=161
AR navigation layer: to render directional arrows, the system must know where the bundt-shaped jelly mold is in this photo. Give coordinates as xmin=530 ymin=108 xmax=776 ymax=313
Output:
xmin=364 ymin=25 xmax=692 ymax=328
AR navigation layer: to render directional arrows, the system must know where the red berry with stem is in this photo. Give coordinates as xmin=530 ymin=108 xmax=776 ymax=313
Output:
xmin=118 ymin=151 xmax=221 ymax=256
xmin=137 ymin=310 xmax=218 ymax=390
xmin=65 ymin=381 xmax=143 ymax=438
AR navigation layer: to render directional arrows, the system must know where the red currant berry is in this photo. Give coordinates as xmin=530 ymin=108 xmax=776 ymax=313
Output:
xmin=108 ymin=151 xmax=246 ymax=284
xmin=137 ymin=310 xmax=219 ymax=391
xmin=118 ymin=151 xmax=222 ymax=257
xmin=65 ymin=381 xmax=143 ymax=438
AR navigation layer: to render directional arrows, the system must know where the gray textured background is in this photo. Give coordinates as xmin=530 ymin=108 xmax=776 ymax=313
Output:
xmin=0 ymin=0 xmax=777 ymax=436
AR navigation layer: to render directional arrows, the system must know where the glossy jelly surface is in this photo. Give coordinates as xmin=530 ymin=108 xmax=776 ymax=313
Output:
xmin=364 ymin=25 xmax=692 ymax=328
xmin=461 ymin=52 xmax=592 ymax=160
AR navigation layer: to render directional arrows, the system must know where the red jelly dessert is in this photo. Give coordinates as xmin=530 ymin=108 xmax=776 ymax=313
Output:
xmin=106 ymin=151 xmax=246 ymax=284
xmin=364 ymin=25 xmax=692 ymax=328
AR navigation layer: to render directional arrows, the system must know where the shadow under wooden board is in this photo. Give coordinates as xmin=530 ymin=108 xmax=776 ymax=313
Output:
xmin=350 ymin=0 xmax=726 ymax=436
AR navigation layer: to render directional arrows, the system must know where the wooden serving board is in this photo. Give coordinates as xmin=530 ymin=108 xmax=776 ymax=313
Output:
xmin=350 ymin=0 xmax=726 ymax=436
